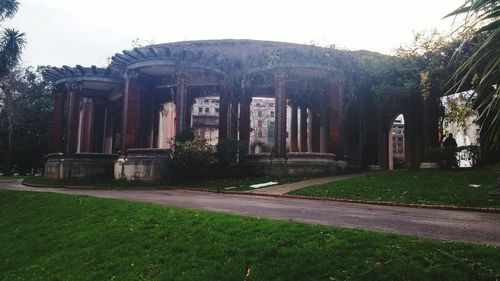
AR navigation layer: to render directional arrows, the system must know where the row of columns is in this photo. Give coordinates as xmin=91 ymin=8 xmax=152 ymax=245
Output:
xmin=51 ymin=72 xmax=343 ymax=159
xmin=50 ymin=82 xmax=116 ymax=155
xmin=120 ymin=72 xmax=344 ymax=157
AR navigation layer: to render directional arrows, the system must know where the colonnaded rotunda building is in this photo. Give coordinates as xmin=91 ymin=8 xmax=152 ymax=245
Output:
xmin=42 ymin=40 xmax=441 ymax=181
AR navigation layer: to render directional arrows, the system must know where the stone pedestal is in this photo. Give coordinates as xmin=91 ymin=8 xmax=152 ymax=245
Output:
xmin=245 ymin=152 xmax=344 ymax=177
xmin=114 ymin=149 xmax=171 ymax=182
xmin=44 ymin=153 xmax=117 ymax=180
xmin=419 ymin=162 xmax=440 ymax=169
xmin=368 ymin=165 xmax=381 ymax=170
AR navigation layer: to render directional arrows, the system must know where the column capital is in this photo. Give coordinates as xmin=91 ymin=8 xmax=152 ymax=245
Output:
xmin=123 ymin=70 xmax=140 ymax=80
xmin=64 ymin=81 xmax=83 ymax=92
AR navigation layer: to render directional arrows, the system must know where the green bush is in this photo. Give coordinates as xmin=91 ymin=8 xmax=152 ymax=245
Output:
xmin=215 ymin=140 xmax=246 ymax=176
xmin=170 ymin=129 xmax=215 ymax=180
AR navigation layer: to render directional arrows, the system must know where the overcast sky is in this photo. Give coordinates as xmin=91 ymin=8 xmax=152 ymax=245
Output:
xmin=3 ymin=0 xmax=464 ymax=68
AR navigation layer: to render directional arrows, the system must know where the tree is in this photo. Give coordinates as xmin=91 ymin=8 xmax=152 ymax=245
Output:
xmin=0 ymin=0 xmax=18 ymax=21
xmin=0 ymin=67 xmax=52 ymax=175
xmin=0 ymin=28 xmax=25 ymax=78
xmin=447 ymin=0 xmax=500 ymax=149
xmin=0 ymin=0 xmax=24 ymax=79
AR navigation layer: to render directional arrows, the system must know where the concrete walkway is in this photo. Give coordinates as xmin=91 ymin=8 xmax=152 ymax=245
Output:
xmin=1 ymin=181 xmax=500 ymax=246
xmin=247 ymin=172 xmax=374 ymax=195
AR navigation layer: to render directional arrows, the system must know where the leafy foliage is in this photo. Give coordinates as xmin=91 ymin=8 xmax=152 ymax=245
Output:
xmin=0 ymin=0 xmax=17 ymax=21
xmin=215 ymin=139 xmax=246 ymax=176
xmin=170 ymin=129 xmax=215 ymax=180
xmin=442 ymin=92 xmax=477 ymax=130
xmin=0 ymin=67 xmax=52 ymax=174
xmin=447 ymin=0 xmax=500 ymax=149
xmin=0 ymin=0 xmax=24 ymax=79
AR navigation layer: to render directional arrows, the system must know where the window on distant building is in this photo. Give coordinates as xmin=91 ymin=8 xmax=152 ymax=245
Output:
xmin=198 ymin=107 xmax=203 ymax=113
xmin=258 ymin=121 xmax=262 ymax=127
xmin=257 ymin=131 xmax=262 ymax=137
xmin=270 ymin=111 xmax=274 ymax=118
xmin=215 ymin=108 xmax=219 ymax=113
xmin=205 ymin=108 xmax=209 ymax=113
xmin=258 ymin=111 xmax=262 ymax=117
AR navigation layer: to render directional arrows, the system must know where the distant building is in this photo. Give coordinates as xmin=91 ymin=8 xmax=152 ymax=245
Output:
xmin=391 ymin=114 xmax=405 ymax=168
xmin=441 ymin=93 xmax=480 ymax=147
xmin=191 ymin=97 xmax=220 ymax=145
xmin=250 ymin=98 xmax=275 ymax=153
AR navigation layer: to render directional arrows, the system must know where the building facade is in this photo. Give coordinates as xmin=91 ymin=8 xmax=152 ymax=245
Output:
xmin=42 ymin=40 xmax=441 ymax=181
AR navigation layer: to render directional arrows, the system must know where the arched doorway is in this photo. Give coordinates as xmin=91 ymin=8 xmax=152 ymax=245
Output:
xmin=388 ymin=114 xmax=405 ymax=170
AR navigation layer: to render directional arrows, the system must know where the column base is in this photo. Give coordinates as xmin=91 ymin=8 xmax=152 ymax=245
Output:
xmin=245 ymin=153 xmax=349 ymax=177
xmin=44 ymin=153 xmax=117 ymax=180
xmin=114 ymin=149 xmax=171 ymax=182
xmin=419 ymin=162 xmax=440 ymax=169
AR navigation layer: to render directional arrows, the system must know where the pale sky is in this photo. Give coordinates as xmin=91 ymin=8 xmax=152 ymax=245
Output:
xmin=3 ymin=0 xmax=464 ymax=68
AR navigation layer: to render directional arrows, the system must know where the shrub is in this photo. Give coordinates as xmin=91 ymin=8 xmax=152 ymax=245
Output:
xmin=170 ymin=129 xmax=215 ymax=180
xmin=215 ymin=140 xmax=246 ymax=176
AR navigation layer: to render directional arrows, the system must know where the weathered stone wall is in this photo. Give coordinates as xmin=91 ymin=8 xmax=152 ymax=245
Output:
xmin=114 ymin=149 xmax=171 ymax=182
xmin=44 ymin=153 xmax=117 ymax=180
xmin=245 ymin=152 xmax=347 ymax=177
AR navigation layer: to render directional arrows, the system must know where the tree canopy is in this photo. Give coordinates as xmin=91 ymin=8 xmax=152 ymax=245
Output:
xmin=447 ymin=0 xmax=500 ymax=149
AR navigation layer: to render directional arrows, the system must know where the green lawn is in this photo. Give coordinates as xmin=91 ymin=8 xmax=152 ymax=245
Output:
xmin=22 ymin=175 xmax=307 ymax=191
xmin=290 ymin=168 xmax=500 ymax=208
xmin=1 ymin=190 xmax=499 ymax=281
xmin=0 ymin=175 xmax=26 ymax=179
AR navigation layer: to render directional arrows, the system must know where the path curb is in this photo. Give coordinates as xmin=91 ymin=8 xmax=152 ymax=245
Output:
xmin=21 ymin=182 xmax=175 ymax=191
xmin=184 ymin=188 xmax=500 ymax=214
xmin=21 ymin=182 xmax=500 ymax=214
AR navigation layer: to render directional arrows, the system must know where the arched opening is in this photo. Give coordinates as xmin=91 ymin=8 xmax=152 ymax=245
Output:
xmin=388 ymin=114 xmax=405 ymax=170
xmin=249 ymin=97 xmax=276 ymax=154
xmin=191 ymin=96 xmax=220 ymax=146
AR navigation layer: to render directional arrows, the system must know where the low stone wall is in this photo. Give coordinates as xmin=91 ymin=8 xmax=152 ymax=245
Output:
xmin=245 ymin=152 xmax=346 ymax=177
xmin=44 ymin=153 xmax=117 ymax=180
xmin=114 ymin=149 xmax=171 ymax=182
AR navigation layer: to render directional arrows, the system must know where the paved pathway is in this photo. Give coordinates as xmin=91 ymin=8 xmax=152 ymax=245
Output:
xmin=1 ymin=180 xmax=500 ymax=246
xmin=246 ymin=172 xmax=374 ymax=194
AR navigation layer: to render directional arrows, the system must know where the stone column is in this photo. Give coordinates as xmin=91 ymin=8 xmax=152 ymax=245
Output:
xmin=79 ymin=98 xmax=94 ymax=153
xmin=175 ymin=74 xmax=188 ymax=134
xmin=229 ymin=91 xmax=239 ymax=140
xmin=329 ymin=80 xmax=342 ymax=157
xmin=312 ymin=111 xmax=320 ymax=152
xmin=49 ymin=91 xmax=65 ymax=153
xmin=122 ymin=72 xmax=142 ymax=151
xmin=218 ymin=88 xmax=229 ymax=141
xmin=274 ymin=74 xmax=287 ymax=157
xmin=239 ymin=86 xmax=251 ymax=154
xmin=299 ymin=104 xmax=308 ymax=152
xmin=307 ymin=108 xmax=313 ymax=152
xmin=290 ymin=101 xmax=298 ymax=152
xmin=145 ymin=91 xmax=156 ymax=148
xmin=65 ymin=82 xmax=82 ymax=155
xmin=103 ymin=103 xmax=115 ymax=153
xmin=319 ymin=101 xmax=327 ymax=153
xmin=92 ymin=100 xmax=106 ymax=153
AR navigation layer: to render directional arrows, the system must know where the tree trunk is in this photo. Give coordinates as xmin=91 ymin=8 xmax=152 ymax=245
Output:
xmin=4 ymin=120 xmax=13 ymax=176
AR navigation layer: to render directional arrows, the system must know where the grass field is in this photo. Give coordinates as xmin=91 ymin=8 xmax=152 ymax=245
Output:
xmin=290 ymin=168 xmax=500 ymax=208
xmin=22 ymin=175 xmax=307 ymax=191
xmin=1 ymin=189 xmax=499 ymax=281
